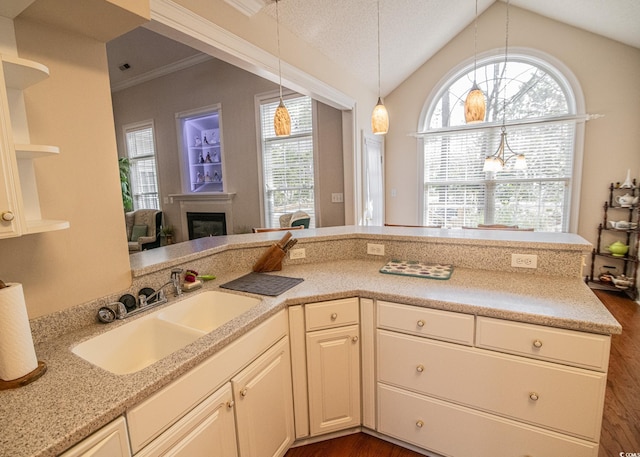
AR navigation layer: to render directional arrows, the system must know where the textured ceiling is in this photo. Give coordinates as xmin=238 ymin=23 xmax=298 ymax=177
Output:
xmin=107 ymin=0 xmax=640 ymax=96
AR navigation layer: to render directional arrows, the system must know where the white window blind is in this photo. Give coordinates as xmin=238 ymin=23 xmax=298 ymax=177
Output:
xmin=259 ymin=96 xmax=315 ymax=228
xmin=422 ymin=55 xmax=578 ymax=232
xmin=125 ymin=123 xmax=160 ymax=210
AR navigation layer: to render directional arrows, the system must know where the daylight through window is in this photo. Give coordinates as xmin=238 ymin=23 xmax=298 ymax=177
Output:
xmin=124 ymin=122 xmax=160 ymax=210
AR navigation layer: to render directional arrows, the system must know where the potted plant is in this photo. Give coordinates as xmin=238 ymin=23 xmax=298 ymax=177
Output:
xmin=119 ymin=157 xmax=133 ymax=212
xmin=161 ymin=225 xmax=174 ymax=245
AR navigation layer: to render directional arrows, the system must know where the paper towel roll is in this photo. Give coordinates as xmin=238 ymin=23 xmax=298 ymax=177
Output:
xmin=0 ymin=283 xmax=38 ymax=381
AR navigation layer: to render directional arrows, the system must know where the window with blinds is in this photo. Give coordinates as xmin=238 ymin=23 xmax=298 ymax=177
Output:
xmin=259 ymin=95 xmax=315 ymax=228
xmin=124 ymin=122 xmax=160 ymax=210
xmin=422 ymin=55 xmax=578 ymax=232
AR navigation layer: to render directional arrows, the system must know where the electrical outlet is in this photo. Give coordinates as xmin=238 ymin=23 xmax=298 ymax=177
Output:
xmin=331 ymin=193 xmax=344 ymax=203
xmin=511 ymin=253 xmax=538 ymax=269
xmin=367 ymin=243 xmax=385 ymax=256
xmin=289 ymin=248 xmax=306 ymax=260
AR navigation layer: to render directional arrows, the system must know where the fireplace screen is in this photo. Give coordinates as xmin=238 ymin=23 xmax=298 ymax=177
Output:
xmin=187 ymin=212 xmax=227 ymax=239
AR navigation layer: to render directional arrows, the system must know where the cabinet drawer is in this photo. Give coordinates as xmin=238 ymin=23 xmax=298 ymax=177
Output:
xmin=378 ymin=383 xmax=598 ymax=457
xmin=127 ymin=310 xmax=287 ymax=453
xmin=377 ymin=330 xmax=606 ymax=440
xmin=476 ymin=316 xmax=611 ymax=371
xmin=377 ymin=301 xmax=474 ymax=345
xmin=305 ymin=297 xmax=359 ymax=331
xmin=60 ymin=417 xmax=131 ymax=457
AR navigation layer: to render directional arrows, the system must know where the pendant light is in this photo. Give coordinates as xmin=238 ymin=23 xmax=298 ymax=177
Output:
xmin=273 ymin=0 xmax=291 ymax=137
xmin=371 ymin=0 xmax=389 ymax=135
xmin=483 ymin=0 xmax=525 ymax=172
xmin=464 ymin=0 xmax=486 ymax=123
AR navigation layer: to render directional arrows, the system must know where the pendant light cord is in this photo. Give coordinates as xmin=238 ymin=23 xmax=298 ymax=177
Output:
xmin=502 ymin=0 xmax=510 ymax=126
xmin=473 ymin=0 xmax=478 ymax=84
xmin=377 ymin=0 xmax=381 ymax=98
xmin=276 ymin=0 xmax=283 ymax=99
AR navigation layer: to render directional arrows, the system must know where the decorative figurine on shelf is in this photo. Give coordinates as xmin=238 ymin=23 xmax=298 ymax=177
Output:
xmin=203 ymin=134 xmax=209 ymax=145
xmin=213 ymin=171 xmax=220 ymax=182
xmin=205 ymin=171 xmax=211 ymax=182
xmin=197 ymin=172 xmax=204 ymax=183
xmin=212 ymin=150 xmax=219 ymax=162
xmin=205 ymin=152 xmax=212 ymax=163
xmin=199 ymin=152 xmax=204 ymax=164
xmin=195 ymin=137 xmax=202 ymax=147
xmin=621 ymin=169 xmax=634 ymax=189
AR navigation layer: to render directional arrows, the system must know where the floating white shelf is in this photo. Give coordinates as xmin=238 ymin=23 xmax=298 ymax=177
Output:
xmin=15 ymin=144 xmax=60 ymax=159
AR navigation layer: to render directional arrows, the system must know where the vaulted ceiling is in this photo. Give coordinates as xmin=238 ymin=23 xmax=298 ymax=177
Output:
xmin=107 ymin=0 xmax=640 ymax=96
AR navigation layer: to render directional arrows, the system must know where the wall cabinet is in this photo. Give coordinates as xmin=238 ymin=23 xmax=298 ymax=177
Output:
xmin=0 ymin=54 xmax=69 ymax=238
xmin=60 ymin=416 xmax=131 ymax=457
xmin=376 ymin=300 xmax=608 ymax=457
xmin=289 ymin=297 xmax=361 ymax=439
xmin=176 ymin=104 xmax=226 ymax=193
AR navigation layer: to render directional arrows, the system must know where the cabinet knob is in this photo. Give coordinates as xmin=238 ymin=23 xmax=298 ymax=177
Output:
xmin=529 ymin=392 xmax=539 ymax=401
xmin=331 ymin=313 xmax=338 ymax=320
xmin=1 ymin=211 xmax=14 ymax=222
xmin=416 ymin=364 xmax=425 ymax=373
xmin=240 ymin=388 xmax=248 ymax=397
xmin=417 ymin=319 xmax=425 ymax=328
xmin=226 ymin=400 xmax=235 ymax=409
xmin=415 ymin=420 xmax=424 ymax=428
xmin=532 ymin=339 xmax=543 ymax=348
xmin=351 ymin=335 xmax=359 ymax=343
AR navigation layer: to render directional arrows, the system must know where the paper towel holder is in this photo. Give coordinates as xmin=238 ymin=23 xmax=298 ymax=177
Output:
xmin=0 ymin=361 xmax=47 ymax=390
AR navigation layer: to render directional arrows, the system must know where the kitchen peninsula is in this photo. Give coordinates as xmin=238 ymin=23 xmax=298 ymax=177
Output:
xmin=0 ymin=227 xmax=621 ymax=457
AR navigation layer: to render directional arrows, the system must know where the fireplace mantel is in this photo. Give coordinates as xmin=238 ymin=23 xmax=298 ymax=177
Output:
xmin=169 ymin=193 xmax=235 ymax=239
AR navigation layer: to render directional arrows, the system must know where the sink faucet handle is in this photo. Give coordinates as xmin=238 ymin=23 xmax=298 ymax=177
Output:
xmin=171 ymin=267 xmax=183 ymax=277
xmin=114 ymin=302 xmax=127 ymax=319
xmin=138 ymin=294 xmax=148 ymax=307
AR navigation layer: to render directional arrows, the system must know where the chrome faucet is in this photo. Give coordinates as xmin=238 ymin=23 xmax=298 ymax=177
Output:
xmin=97 ymin=268 xmax=184 ymax=323
xmin=139 ymin=268 xmax=184 ymax=308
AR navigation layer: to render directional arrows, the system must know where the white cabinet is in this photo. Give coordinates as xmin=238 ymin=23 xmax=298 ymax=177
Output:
xmin=60 ymin=416 xmax=131 ymax=457
xmin=376 ymin=301 xmax=608 ymax=457
xmin=0 ymin=54 xmax=68 ymax=238
xmin=232 ymin=336 xmax=294 ymax=457
xmin=136 ymin=383 xmax=237 ymax=457
xmin=176 ymin=104 xmax=225 ymax=193
xmin=289 ymin=297 xmax=361 ymax=438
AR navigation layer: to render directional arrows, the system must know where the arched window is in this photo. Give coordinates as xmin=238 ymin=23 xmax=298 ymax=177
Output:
xmin=420 ymin=51 xmax=583 ymax=232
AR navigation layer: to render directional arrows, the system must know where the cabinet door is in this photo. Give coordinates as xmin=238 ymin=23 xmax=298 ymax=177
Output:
xmin=136 ymin=383 xmax=237 ymax=457
xmin=307 ymin=324 xmax=361 ymax=436
xmin=60 ymin=417 xmax=131 ymax=457
xmin=0 ymin=78 xmax=21 ymax=238
xmin=232 ymin=337 xmax=294 ymax=457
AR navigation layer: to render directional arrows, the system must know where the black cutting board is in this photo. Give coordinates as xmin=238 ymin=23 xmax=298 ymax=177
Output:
xmin=220 ymin=272 xmax=303 ymax=296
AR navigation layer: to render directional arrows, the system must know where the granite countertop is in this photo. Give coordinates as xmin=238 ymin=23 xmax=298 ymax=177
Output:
xmin=0 ymin=258 xmax=621 ymax=457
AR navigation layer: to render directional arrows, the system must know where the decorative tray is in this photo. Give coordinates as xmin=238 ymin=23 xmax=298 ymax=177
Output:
xmin=379 ymin=260 xmax=453 ymax=280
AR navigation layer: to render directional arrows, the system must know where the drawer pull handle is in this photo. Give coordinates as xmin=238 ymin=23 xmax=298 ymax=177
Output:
xmin=532 ymin=339 xmax=543 ymax=348
xmin=331 ymin=313 xmax=338 ymax=320
xmin=240 ymin=388 xmax=248 ymax=397
xmin=226 ymin=400 xmax=235 ymax=409
xmin=416 ymin=420 xmax=424 ymax=428
xmin=352 ymin=336 xmax=359 ymax=343
xmin=529 ymin=392 xmax=539 ymax=401
xmin=417 ymin=319 xmax=425 ymax=327
xmin=416 ymin=364 xmax=425 ymax=373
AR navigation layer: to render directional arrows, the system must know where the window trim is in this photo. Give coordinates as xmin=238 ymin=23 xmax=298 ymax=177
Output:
xmin=254 ymin=91 xmax=318 ymax=228
xmin=122 ymin=119 xmax=161 ymax=211
xmin=417 ymin=47 xmax=586 ymax=233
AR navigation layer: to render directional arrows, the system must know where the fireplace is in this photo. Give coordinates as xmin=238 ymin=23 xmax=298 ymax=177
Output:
xmin=187 ymin=212 xmax=227 ymax=239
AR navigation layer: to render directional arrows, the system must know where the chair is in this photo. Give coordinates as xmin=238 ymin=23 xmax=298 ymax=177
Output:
xmin=253 ymin=226 xmax=304 ymax=233
xmin=279 ymin=210 xmax=311 ymax=229
xmin=126 ymin=209 xmax=162 ymax=252
xmin=463 ymin=224 xmax=534 ymax=231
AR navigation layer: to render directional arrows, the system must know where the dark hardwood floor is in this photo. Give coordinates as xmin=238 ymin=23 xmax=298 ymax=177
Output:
xmin=285 ymin=290 xmax=640 ymax=457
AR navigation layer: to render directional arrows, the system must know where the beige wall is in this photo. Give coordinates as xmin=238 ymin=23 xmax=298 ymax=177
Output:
xmin=111 ymin=57 xmax=345 ymax=240
xmin=3 ymin=19 xmax=133 ymax=318
xmin=384 ymin=3 xmax=640 ymax=248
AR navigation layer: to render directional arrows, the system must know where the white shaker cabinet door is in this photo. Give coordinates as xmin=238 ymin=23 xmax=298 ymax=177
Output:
xmin=232 ymin=336 xmax=294 ymax=457
xmin=60 ymin=416 xmax=131 ymax=457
